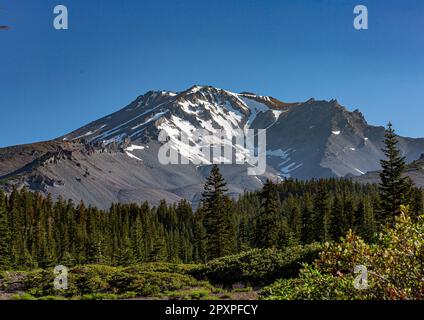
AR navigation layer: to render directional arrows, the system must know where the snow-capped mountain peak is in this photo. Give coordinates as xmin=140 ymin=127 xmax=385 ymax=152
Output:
xmin=60 ymin=85 xmax=424 ymax=181
xmin=63 ymin=85 xmax=288 ymax=146
xmin=3 ymin=85 xmax=424 ymax=209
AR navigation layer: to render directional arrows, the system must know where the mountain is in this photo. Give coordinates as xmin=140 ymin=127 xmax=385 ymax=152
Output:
xmin=1 ymin=85 xmax=423 ymax=208
xmin=352 ymin=153 xmax=424 ymax=187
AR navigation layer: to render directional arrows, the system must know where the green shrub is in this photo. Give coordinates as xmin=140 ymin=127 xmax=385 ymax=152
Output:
xmin=13 ymin=263 xmax=209 ymax=299
xmin=260 ymin=209 xmax=424 ymax=300
xmin=107 ymin=272 xmax=140 ymax=293
xmin=233 ymin=286 xmax=253 ymax=293
xmin=259 ymin=265 xmax=359 ymax=300
xmin=139 ymin=282 xmax=161 ymax=296
xmin=108 ymin=271 xmax=199 ymax=296
xmin=189 ymin=289 xmax=210 ymax=300
xmin=70 ymin=273 xmax=109 ymax=295
xmin=80 ymin=293 xmax=118 ymax=300
xmin=118 ymin=291 xmax=138 ymax=299
xmin=24 ymin=270 xmax=57 ymax=297
xmin=165 ymin=289 xmax=210 ymax=300
xmin=0 ymin=271 xmax=25 ymax=290
xmin=138 ymin=272 xmax=207 ymax=294
xmin=123 ymin=263 xmax=199 ymax=274
xmin=38 ymin=295 xmax=68 ymax=300
xmin=192 ymin=244 xmax=321 ymax=285
xmin=11 ymin=293 xmax=36 ymax=300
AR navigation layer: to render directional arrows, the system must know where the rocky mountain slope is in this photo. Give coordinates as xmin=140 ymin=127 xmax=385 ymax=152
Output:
xmin=1 ymin=85 xmax=423 ymax=208
xmin=352 ymin=154 xmax=424 ymax=187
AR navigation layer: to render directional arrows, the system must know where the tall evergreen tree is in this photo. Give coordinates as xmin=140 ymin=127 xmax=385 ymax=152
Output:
xmin=343 ymin=194 xmax=356 ymax=229
xmin=255 ymin=179 xmax=280 ymax=248
xmin=237 ymin=215 xmax=250 ymax=252
xmin=301 ymin=193 xmax=315 ymax=244
xmin=201 ymin=165 xmax=235 ymax=260
xmin=360 ymin=197 xmax=376 ymax=242
xmin=354 ymin=200 xmax=366 ymax=233
xmin=313 ymin=186 xmax=331 ymax=241
xmin=329 ymin=196 xmax=346 ymax=241
xmin=286 ymin=196 xmax=302 ymax=244
xmin=0 ymin=192 xmax=11 ymax=269
xmin=410 ymin=188 xmax=424 ymax=219
xmin=379 ymin=123 xmax=412 ymax=222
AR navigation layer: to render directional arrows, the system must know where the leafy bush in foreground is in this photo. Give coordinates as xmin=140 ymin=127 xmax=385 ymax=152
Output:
xmin=260 ymin=208 xmax=424 ymax=300
xmin=191 ymin=244 xmax=322 ymax=286
xmin=122 ymin=262 xmax=199 ymax=274
xmin=107 ymin=271 xmax=206 ymax=296
xmin=6 ymin=263 xmax=209 ymax=299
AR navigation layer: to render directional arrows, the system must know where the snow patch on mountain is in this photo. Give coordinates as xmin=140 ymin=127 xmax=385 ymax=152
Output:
xmin=125 ymin=144 xmax=145 ymax=152
xmin=267 ymin=148 xmax=302 ymax=178
xmin=272 ymin=110 xmax=283 ymax=119
xmin=281 ymin=162 xmax=303 ymax=178
xmin=355 ymin=168 xmax=365 ymax=175
xmin=240 ymin=97 xmax=270 ymax=129
xmin=267 ymin=148 xmax=290 ymax=158
xmin=131 ymin=111 xmax=168 ymax=130
xmin=102 ymin=133 xmax=127 ymax=145
xmin=125 ymin=151 xmax=142 ymax=161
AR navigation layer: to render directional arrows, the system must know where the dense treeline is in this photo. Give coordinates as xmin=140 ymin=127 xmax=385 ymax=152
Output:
xmin=241 ymin=177 xmax=422 ymax=247
xmin=0 ymin=190 xmax=201 ymax=269
xmin=0 ymin=123 xmax=422 ymax=270
xmin=1 ymin=177 xmax=422 ymax=270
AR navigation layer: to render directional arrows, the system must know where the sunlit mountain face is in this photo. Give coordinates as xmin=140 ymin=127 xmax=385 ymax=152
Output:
xmin=1 ymin=85 xmax=424 ymax=208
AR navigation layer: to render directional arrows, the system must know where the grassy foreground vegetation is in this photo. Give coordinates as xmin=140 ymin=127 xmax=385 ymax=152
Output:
xmin=260 ymin=207 xmax=424 ymax=300
xmin=0 ymin=245 xmax=319 ymax=300
xmin=0 ymin=123 xmax=423 ymax=300
xmin=1 ymin=211 xmax=422 ymax=300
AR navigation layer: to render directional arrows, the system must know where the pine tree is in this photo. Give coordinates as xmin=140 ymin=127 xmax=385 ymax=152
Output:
xmin=354 ymin=200 xmax=366 ymax=233
xmin=255 ymin=179 xmax=281 ymax=248
xmin=360 ymin=197 xmax=376 ymax=242
xmin=410 ymin=188 xmax=424 ymax=219
xmin=148 ymin=233 xmax=166 ymax=262
xmin=237 ymin=215 xmax=250 ymax=252
xmin=201 ymin=165 xmax=235 ymax=260
xmin=329 ymin=196 xmax=346 ymax=241
xmin=286 ymin=196 xmax=302 ymax=244
xmin=86 ymin=208 xmax=103 ymax=264
xmin=0 ymin=192 xmax=11 ymax=269
xmin=343 ymin=194 xmax=356 ymax=229
xmin=313 ymin=185 xmax=331 ymax=241
xmin=301 ymin=193 xmax=315 ymax=244
xmin=193 ymin=214 xmax=206 ymax=262
xmin=132 ymin=215 xmax=146 ymax=262
xmin=379 ymin=122 xmax=412 ymax=222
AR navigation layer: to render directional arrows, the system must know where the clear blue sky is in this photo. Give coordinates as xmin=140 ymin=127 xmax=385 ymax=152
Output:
xmin=0 ymin=0 xmax=423 ymax=147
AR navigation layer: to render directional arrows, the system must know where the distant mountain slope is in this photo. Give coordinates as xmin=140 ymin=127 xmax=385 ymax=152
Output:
xmin=1 ymin=85 xmax=423 ymax=208
xmin=352 ymin=154 xmax=424 ymax=187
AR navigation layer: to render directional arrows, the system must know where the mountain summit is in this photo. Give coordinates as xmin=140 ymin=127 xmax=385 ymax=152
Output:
xmin=1 ymin=85 xmax=423 ymax=208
